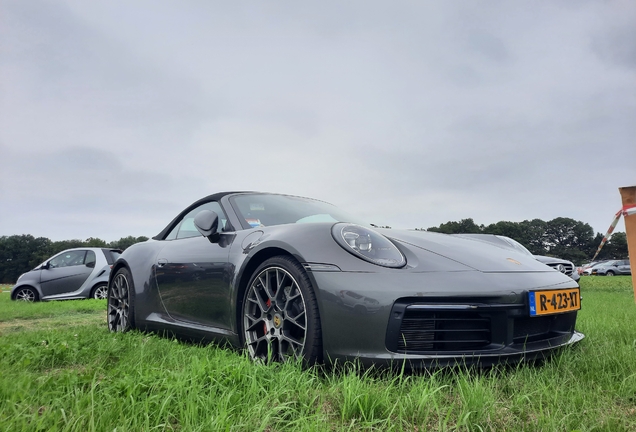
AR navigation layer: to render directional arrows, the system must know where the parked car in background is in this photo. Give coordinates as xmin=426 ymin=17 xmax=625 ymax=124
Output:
xmin=580 ymin=261 xmax=607 ymax=276
xmin=532 ymin=255 xmax=580 ymax=283
xmin=452 ymin=234 xmax=580 ymax=283
xmin=11 ymin=248 xmax=121 ymax=301
xmin=578 ymin=262 xmax=592 ymax=275
xmin=591 ymin=260 xmax=631 ymax=276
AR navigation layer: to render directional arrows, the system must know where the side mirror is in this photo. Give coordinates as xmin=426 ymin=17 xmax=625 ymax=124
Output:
xmin=194 ymin=210 xmax=219 ymax=240
xmin=42 ymin=262 xmax=50 ymax=270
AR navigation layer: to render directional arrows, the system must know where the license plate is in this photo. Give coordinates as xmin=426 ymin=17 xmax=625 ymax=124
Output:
xmin=528 ymin=288 xmax=580 ymax=316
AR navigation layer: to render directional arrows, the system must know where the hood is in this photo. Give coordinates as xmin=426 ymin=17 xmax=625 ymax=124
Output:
xmin=383 ymin=230 xmax=555 ymax=273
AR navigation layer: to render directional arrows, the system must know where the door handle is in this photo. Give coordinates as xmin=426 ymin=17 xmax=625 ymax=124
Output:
xmin=157 ymin=259 xmax=168 ymax=268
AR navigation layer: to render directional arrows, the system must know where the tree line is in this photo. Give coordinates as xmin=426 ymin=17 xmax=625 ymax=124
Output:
xmin=422 ymin=217 xmax=627 ymax=264
xmin=0 ymin=216 xmax=628 ymax=284
xmin=0 ymin=235 xmax=148 ymax=284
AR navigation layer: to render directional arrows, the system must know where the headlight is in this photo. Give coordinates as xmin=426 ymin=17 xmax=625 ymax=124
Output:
xmin=332 ymin=223 xmax=406 ymax=268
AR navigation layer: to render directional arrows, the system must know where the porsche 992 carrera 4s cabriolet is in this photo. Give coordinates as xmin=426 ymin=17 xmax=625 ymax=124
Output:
xmin=107 ymin=192 xmax=584 ymax=368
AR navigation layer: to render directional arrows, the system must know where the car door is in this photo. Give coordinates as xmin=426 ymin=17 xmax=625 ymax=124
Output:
xmin=155 ymin=201 xmax=233 ymax=329
xmin=618 ymin=260 xmax=631 ymax=275
xmin=40 ymin=250 xmax=94 ymax=296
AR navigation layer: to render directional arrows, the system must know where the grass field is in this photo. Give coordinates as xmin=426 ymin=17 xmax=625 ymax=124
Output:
xmin=1 ymin=277 xmax=636 ymax=431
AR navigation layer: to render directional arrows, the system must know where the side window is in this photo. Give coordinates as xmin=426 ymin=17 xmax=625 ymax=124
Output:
xmin=165 ymin=224 xmax=179 ymax=240
xmin=85 ymin=251 xmax=96 ymax=267
xmin=49 ymin=250 xmax=87 ymax=268
xmin=167 ymin=201 xmax=228 ymax=241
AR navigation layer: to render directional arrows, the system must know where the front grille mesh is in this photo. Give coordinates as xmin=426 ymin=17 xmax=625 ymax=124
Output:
xmin=397 ymin=311 xmax=491 ymax=352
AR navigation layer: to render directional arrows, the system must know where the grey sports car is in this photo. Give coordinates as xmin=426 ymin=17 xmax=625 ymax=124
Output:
xmin=107 ymin=192 xmax=584 ymax=368
xmin=11 ymin=248 xmax=121 ymax=301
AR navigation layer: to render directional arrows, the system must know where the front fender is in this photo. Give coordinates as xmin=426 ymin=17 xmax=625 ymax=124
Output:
xmin=109 ymin=240 xmax=165 ymax=326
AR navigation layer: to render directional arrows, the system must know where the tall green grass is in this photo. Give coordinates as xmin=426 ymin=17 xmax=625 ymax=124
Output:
xmin=0 ymin=284 xmax=105 ymax=334
xmin=1 ymin=277 xmax=635 ymax=431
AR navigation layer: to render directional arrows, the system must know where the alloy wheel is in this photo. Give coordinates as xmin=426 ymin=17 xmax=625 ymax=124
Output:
xmin=243 ymin=266 xmax=307 ymax=362
xmin=16 ymin=288 xmax=36 ymax=302
xmin=94 ymin=284 xmax=108 ymax=300
xmin=108 ymin=273 xmax=130 ymax=331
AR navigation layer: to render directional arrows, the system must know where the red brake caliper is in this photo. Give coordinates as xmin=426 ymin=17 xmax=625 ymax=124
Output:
xmin=264 ymin=299 xmax=272 ymax=334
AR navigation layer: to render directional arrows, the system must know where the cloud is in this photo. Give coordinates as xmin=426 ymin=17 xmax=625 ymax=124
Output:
xmin=1 ymin=0 xmax=634 ymax=241
xmin=0 ymin=145 xmax=206 ymax=240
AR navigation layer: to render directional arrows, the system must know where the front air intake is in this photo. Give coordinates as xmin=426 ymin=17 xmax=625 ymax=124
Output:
xmin=397 ymin=310 xmax=491 ymax=352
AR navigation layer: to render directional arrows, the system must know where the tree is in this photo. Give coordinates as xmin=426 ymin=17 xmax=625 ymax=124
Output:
xmin=51 ymin=239 xmax=85 ymax=252
xmin=517 ymin=219 xmax=549 ymax=255
xmin=482 ymin=220 xmax=544 ymax=254
xmin=0 ymin=235 xmax=52 ymax=283
xmin=595 ymin=232 xmax=629 ymax=260
xmin=109 ymin=236 xmax=149 ymax=251
xmin=542 ymin=217 xmax=595 ymax=263
xmin=85 ymin=237 xmax=108 ymax=247
xmin=422 ymin=216 xmax=604 ymax=265
xmin=427 ymin=218 xmax=483 ymax=234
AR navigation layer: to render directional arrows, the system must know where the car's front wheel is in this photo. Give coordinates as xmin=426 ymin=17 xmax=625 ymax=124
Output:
xmin=242 ymin=256 xmax=322 ymax=364
xmin=606 ymin=270 xmax=615 ymax=276
xmin=14 ymin=287 xmax=38 ymax=302
xmin=108 ymin=268 xmax=135 ymax=332
xmin=92 ymin=283 xmax=108 ymax=300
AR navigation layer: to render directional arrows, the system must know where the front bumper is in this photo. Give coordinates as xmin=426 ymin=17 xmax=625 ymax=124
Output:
xmin=309 ymin=269 xmax=583 ymax=367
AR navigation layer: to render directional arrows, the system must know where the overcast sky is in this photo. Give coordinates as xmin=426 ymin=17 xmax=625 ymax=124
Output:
xmin=1 ymin=0 xmax=635 ymax=242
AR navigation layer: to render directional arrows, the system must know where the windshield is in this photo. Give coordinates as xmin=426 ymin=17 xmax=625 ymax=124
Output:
xmin=496 ymin=236 xmax=533 ymax=256
xmin=230 ymin=194 xmax=366 ymax=228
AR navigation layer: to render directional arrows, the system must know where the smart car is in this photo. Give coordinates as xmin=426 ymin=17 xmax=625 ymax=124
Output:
xmin=11 ymin=248 xmax=121 ymax=301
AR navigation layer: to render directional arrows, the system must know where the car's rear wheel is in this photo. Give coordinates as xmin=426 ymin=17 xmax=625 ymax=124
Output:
xmin=242 ymin=256 xmax=322 ymax=364
xmin=108 ymin=268 xmax=135 ymax=332
xmin=92 ymin=283 xmax=108 ymax=300
xmin=606 ymin=270 xmax=615 ymax=276
xmin=14 ymin=287 xmax=38 ymax=302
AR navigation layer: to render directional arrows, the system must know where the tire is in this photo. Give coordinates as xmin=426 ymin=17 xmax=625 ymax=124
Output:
xmin=107 ymin=268 xmax=136 ymax=332
xmin=14 ymin=286 xmax=38 ymax=302
xmin=242 ymin=256 xmax=322 ymax=364
xmin=91 ymin=283 xmax=108 ymax=300
xmin=606 ymin=271 xmax=615 ymax=276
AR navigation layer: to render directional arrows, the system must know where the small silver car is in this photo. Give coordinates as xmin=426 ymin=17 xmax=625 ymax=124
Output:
xmin=11 ymin=248 xmax=121 ymax=301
